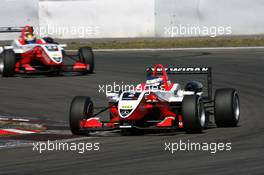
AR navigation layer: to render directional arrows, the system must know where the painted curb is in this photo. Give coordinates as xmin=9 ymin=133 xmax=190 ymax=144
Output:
xmin=0 ymin=128 xmax=41 ymax=135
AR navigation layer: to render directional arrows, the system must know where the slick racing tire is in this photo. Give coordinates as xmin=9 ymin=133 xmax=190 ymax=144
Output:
xmin=214 ymin=88 xmax=240 ymax=127
xmin=182 ymin=95 xmax=206 ymax=133
xmin=78 ymin=47 xmax=94 ymax=73
xmin=69 ymin=96 xmax=93 ymax=135
xmin=1 ymin=49 xmax=16 ymax=77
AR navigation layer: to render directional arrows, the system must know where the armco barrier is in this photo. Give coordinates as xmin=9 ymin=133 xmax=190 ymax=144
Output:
xmin=39 ymin=0 xmax=155 ymax=38
xmin=155 ymin=0 xmax=264 ymax=37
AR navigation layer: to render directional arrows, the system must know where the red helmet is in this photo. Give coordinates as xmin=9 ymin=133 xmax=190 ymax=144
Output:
xmin=21 ymin=26 xmax=35 ymax=44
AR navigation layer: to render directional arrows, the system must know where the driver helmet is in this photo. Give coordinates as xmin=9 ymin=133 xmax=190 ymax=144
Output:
xmin=23 ymin=26 xmax=35 ymax=44
xmin=146 ymin=76 xmax=164 ymax=89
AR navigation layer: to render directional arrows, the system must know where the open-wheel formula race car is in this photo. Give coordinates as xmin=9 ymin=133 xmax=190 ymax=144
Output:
xmin=69 ymin=64 xmax=240 ymax=135
xmin=0 ymin=26 xmax=94 ymax=77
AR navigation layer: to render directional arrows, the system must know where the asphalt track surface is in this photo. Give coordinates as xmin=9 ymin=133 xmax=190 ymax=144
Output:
xmin=0 ymin=49 xmax=264 ymax=174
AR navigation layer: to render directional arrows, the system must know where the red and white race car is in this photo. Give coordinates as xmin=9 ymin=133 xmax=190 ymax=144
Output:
xmin=0 ymin=26 xmax=94 ymax=77
xmin=69 ymin=64 xmax=240 ymax=135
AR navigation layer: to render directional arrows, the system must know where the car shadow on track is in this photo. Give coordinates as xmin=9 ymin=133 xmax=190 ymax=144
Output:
xmin=15 ymin=72 xmax=96 ymax=79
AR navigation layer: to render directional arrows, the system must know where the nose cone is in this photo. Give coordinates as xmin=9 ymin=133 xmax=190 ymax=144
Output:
xmin=118 ymin=92 xmax=144 ymax=119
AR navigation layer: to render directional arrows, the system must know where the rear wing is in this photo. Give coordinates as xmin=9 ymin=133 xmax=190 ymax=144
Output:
xmin=0 ymin=27 xmax=24 ymax=33
xmin=146 ymin=66 xmax=213 ymax=100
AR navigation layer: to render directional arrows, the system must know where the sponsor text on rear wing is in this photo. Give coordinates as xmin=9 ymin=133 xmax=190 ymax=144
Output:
xmin=146 ymin=66 xmax=213 ymax=100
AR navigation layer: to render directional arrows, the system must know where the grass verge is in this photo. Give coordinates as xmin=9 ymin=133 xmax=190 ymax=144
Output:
xmin=61 ymin=36 xmax=264 ymax=50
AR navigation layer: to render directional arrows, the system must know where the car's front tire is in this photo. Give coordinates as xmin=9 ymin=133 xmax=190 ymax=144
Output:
xmin=182 ymin=95 xmax=205 ymax=133
xmin=214 ymin=88 xmax=240 ymax=127
xmin=69 ymin=96 xmax=93 ymax=135
xmin=1 ymin=49 xmax=16 ymax=77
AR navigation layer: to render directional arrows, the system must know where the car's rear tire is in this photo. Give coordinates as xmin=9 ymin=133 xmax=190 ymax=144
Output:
xmin=78 ymin=47 xmax=94 ymax=73
xmin=214 ymin=88 xmax=240 ymax=127
xmin=1 ymin=49 xmax=16 ymax=77
xmin=69 ymin=96 xmax=93 ymax=135
xmin=182 ymin=95 xmax=205 ymax=133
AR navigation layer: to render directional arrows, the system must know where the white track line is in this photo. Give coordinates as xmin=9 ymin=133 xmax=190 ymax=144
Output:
xmin=11 ymin=118 xmax=30 ymax=122
xmin=67 ymin=46 xmax=264 ymax=52
xmin=0 ymin=136 xmax=94 ymax=149
xmin=0 ymin=116 xmax=30 ymax=122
